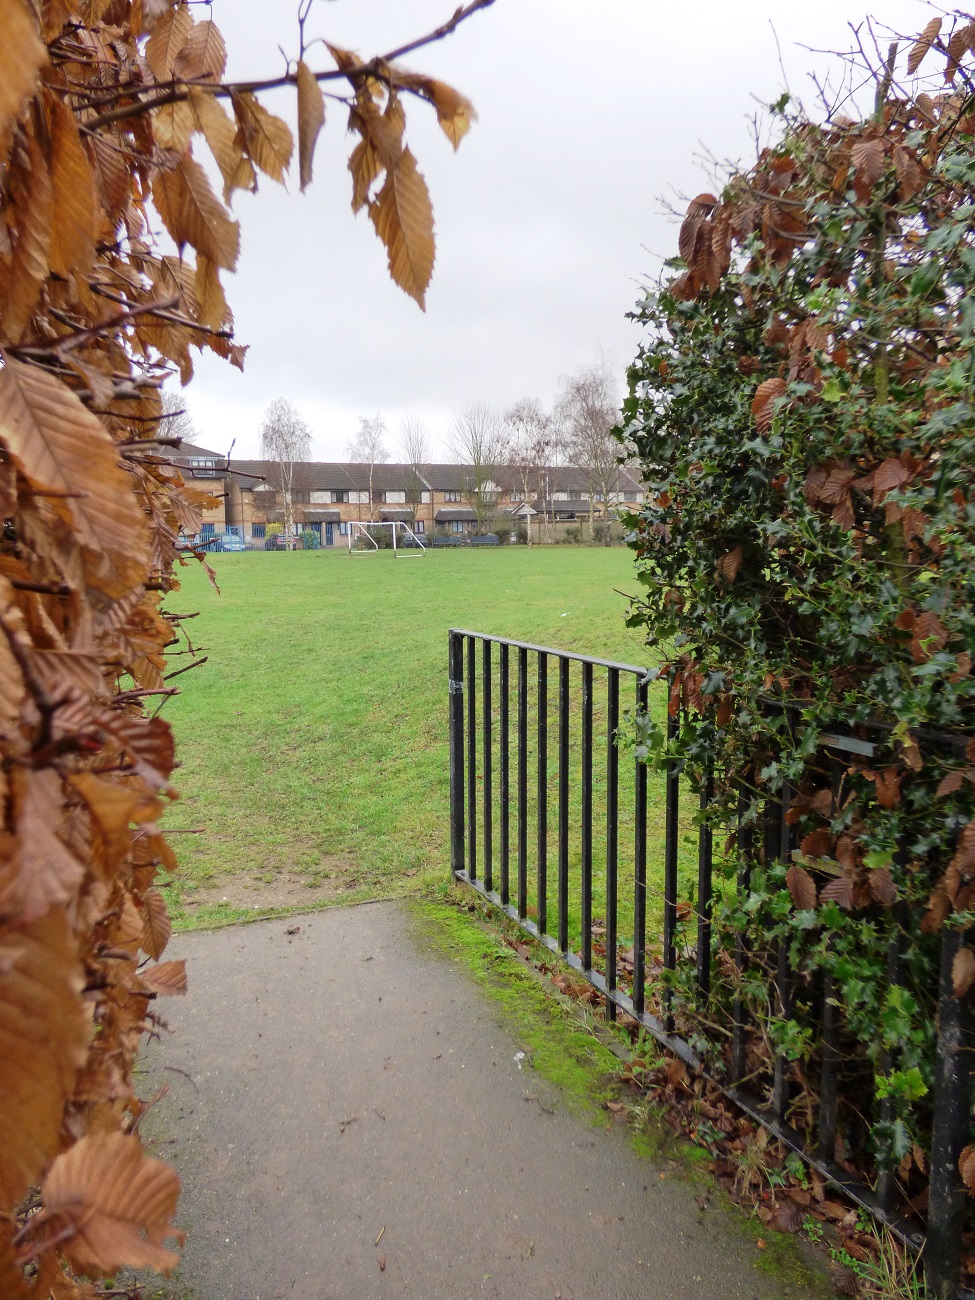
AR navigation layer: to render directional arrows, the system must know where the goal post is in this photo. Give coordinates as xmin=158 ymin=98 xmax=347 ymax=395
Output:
xmin=347 ymin=519 xmax=427 ymax=558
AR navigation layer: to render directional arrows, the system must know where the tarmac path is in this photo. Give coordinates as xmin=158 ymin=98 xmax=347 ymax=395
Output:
xmin=137 ymin=900 xmax=823 ymax=1300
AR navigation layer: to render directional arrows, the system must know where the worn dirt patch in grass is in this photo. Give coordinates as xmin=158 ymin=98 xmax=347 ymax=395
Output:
xmin=177 ymin=856 xmax=359 ymax=915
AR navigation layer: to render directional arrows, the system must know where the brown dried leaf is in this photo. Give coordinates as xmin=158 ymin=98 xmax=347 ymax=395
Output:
xmin=850 ymin=137 xmax=885 ymax=198
xmin=867 ymin=867 xmax=897 ymax=907
xmin=953 ymin=947 xmax=975 ymax=998
xmin=0 ymin=910 xmax=89 ymax=1211
xmin=892 ymin=145 xmax=926 ymax=201
xmin=5 ymin=768 xmax=84 ymax=922
xmin=152 ymin=157 xmax=240 ymax=270
xmin=716 ymin=546 xmax=743 ymax=583
xmin=872 ymin=457 xmax=911 ymax=503
xmin=786 ymin=864 xmax=817 ymax=910
xmin=393 ymin=72 xmax=475 ymax=150
xmin=100 ymin=712 xmax=175 ymax=788
xmin=819 ymin=468 xmax=855 ymax=505
xmin=908 ymin=17 xmax=943 ymax=74
xmin=47 ymin=93 xmax=100 ymax=278
xmin=937 ymin=770 xmax=965 ymax=799
xmin=921 ymin=882 xmax=951 ymax=934
xmin=911 ymin=610 xmax=948 ymax=664
xmin=42 ymin=1133 xmax=182 ymax=1274
xmin=368 ymin=147 xmax=435 ymax=309
xmin=140 ymin=889 xmax=172 ymax=960
xmin=800 ymin=829 xmax=833 ymax=859
xmin=144 ymin=2 xmax=193 ymax=80
xmin=231 ymin=91 xmax=293 ymax=184
xmin=0 ymin=359 xmax=151 ymax=599
xmin=820 ymin=875 xmax=854 ymax=910
xmin=174 ymin=19 xmax=226 ymax=81
xmin=946 ymin=23 xmax=975 ymax=83
xmin=3 ymin=129 xmax=53 ymax=342
xmin=0 ymin=0 xmax=47 ymax=148
xmin=751 ymin=378 xmax=787 ymax=434
xmin=141 ymin=959 xmax=187 ymax=996
xmin=296 ymin=60 xmax=325 ymax=192
xmin=959 ymin=1143 xmax=975 ymax=1191
xmin=189 ymin=90 xmax=254 ymax=202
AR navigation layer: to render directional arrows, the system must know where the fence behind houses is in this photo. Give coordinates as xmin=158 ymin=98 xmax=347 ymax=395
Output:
xmin=448 ymin=628 xmax=975 ymax=1299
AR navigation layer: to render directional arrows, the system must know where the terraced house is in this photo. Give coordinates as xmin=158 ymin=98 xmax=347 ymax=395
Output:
xmin=170 ymin=446 xmax=644 ymax=547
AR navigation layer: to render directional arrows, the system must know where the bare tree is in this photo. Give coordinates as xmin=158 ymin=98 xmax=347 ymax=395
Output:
xmin=260 ymin=397 xmax=312 ymax=550
xmin=347 ymin=413 xmax=389 ymax=522
xmin=504 ymin=397 xmax=554 ymax=546
xmin=556 ymin=363 xmax=622 ymax=544
xmin=398 ymin=416 xmax=429 ymax=525
xmin=159 ymin=390 xmax=199 ymax=447
xmin=448 ymin=402 xmax=506 ymax=534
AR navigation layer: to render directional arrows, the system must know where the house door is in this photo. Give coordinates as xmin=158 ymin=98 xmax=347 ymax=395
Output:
xmin=325 ymin=523 xmax=334 ymax=547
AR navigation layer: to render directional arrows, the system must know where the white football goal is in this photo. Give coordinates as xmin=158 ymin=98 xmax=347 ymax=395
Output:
xmin=347 ymin=520 xmax=427 ymax=558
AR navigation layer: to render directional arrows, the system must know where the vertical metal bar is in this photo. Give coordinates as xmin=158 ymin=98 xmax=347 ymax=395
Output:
xmin=536 ymin=653 xmax=548 ymax=935
xmin=557 ymin=656 xmax=570 ymax=953
xmin=448 ymin=631 xmax=465 ymax=879
xmin=581 ymin=662 xmax=594 ymax=972
xmin=818 ymin=757 xmax=842 ymax=1163
xmin=925 ymin=926 xmax=975 ymax=1300
xmin=876 ymin=911 xmax=903 ymax=1214
xmin=499 ymin=643 xmax=510 ymax=906
xmin=466 ymin=636 xmax=477 ymax=880
xmin=696 ymin=765 xmax=714 ymax=1007
xmin=633 ymin=674 xmax=649 ymax=1016
xmin=772 ymin=781 xmax=792 ymax=1122
xmin=731 ymin=795 xmax=752 ymax=1083
xmin=663 ymin=703 xmax=679 ymax=1034
xmin=605 ymin=668 xmax=620 ymax=1021
xmin=517 ymin=646 xmax=528 ymax=919
xmin=818 ymin=972 xmax=839 ymax=1164
xmin=482 ymin=639 xmax=493 ymax=893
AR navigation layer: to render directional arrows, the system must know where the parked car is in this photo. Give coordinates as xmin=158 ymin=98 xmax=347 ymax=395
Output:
xmin=216 ymin=533 xmax=246 ymax=552
xmin=263 ymin=535 xmax=287 ymax=550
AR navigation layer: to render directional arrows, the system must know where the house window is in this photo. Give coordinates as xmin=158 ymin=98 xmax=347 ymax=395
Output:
xmin=201 ymin=522 xmax=215 ymax=539
xmin=622 ymin=491 xmax=640 ymax=502
xmin=189 ymin=458 xmax=218 ymax=478
xmin=332 ymin=490 xmax=350 ymax=503
xmin=384 ymin=490 xmax=406 ymax=504
xmin=252 ymin=523 xmax=266 ymax=539
xmin=510 ymin=490 xmax=525 ymax=502
xmin=339 ymin=521 xmax=349 ymax=535
xmin=443 ymin=490 xmax=461 ymax=503
xmin=415 ymin=519 xmax=425 ymax=533
xmin=450 ymin=519 xmax=465 ymax=533
xmin=294 ymin=491 xmax=310 ymax=504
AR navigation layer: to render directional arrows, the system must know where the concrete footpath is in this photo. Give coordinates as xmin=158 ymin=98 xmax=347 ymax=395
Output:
xmin=138 ymin=901 xmax=821 ymax=1300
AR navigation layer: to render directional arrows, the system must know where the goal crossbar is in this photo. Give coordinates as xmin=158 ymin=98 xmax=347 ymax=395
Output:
xmin=347 ymin=519 xmax=427 ymax=558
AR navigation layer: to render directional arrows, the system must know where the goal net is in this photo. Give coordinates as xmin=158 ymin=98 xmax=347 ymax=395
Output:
xmin=347 ymin=520 xmax=427 ymax=558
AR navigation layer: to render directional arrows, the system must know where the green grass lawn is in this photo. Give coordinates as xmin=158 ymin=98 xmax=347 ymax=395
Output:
xmin=161 ymin=546 xmax=693 ymax=931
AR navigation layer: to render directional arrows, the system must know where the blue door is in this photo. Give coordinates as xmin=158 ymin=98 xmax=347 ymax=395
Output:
xmin=325 ymin=523 xmax=334 ymax=547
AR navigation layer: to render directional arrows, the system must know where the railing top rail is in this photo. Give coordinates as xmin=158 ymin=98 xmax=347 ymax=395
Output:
xmin=449 ymin=628 xmax=649 ymax=679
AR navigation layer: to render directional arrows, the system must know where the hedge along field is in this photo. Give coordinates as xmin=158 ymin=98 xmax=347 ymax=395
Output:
xmin=160 ymin=546 xmax=693 ymax=930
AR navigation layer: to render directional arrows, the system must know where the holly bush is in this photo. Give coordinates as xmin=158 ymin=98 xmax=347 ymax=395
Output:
xmin=619 ymin=16 xmax=975 ymax=1206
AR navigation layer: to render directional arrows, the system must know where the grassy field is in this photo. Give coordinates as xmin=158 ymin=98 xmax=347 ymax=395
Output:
xmin=160 ymin=546 xmax=691 ymax=930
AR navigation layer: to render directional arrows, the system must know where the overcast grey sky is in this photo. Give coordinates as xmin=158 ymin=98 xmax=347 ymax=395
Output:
xmin=176 ymin=0 xmax=933 ymax=460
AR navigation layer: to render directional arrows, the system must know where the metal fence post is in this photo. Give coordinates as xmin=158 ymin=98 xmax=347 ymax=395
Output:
xmin=925 ymin=927 xmax=975 ymax=1299
xmin=448 ymin=630 xmax=465 ymax=879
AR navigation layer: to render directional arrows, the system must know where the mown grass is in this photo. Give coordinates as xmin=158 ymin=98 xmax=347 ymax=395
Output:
xmin=161 ymin=545 xmax=684 ymax=927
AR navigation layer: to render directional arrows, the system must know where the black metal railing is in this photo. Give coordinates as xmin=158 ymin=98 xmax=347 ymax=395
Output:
xmin=448 ymin=628 xmax=975 ymax=1300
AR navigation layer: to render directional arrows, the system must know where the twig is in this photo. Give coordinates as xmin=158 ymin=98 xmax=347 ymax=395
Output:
xmin=80 ymin=0 xmax=496 ymax=129
xmin=163 ymin=655 xmax=208 ymax=680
